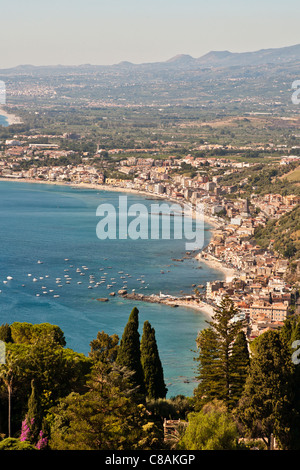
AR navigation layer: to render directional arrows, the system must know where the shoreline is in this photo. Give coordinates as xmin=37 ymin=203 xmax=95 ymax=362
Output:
xmin=0 ymin=107 xmax=23 ymax=125
xmin=0 ymin=176 xmax=227 ymax=317
xmin=195 ymin=252 xmax=237 ymax=283
xmin=119 ymin=291 xmax=215 ymax=318
xmin=0 ymin=177 xmax=222 ymax=228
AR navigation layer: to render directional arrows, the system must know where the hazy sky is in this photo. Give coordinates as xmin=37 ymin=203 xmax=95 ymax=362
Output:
xmin=0 ymin=0 xmax=299 ymax=68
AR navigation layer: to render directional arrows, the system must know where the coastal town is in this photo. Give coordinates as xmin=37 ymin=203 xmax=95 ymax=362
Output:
xmin=2 ymin=0 xmax=300 ymax=450
xmin=0 ymin=135 xmax=299 ymax=341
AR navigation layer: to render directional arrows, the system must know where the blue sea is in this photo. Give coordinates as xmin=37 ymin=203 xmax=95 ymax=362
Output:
xmin=0 ymin=115 xmax=8 ymax=127
xmin=0 ymin=181 xmax=223 ymax=397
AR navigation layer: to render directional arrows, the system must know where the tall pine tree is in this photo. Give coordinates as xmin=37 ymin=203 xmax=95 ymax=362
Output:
xmin=140 ymin=321 xmax=167 ymax=400
xmin=116 ymin=307 xmax=145 ymax=395
xmin=230 ymin=331 xmax=250 ymax=404
xmin=237 ymin=330 xmax=295 ymax=450
xmin=194 ymin=296 xmax=247 ymax=410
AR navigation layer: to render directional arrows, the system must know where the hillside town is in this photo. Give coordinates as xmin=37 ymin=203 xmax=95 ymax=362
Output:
xmin=0 ymin=138 xmax=299 ymax=340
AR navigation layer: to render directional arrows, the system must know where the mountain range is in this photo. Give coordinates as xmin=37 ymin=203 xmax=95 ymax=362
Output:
xmin=1 ymin=43 xmax=299 ymax=74
xmin=164 ymin=43 xmax=300 ymax=68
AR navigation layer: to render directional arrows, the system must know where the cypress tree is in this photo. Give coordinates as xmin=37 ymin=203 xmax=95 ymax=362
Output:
xmin=26 ymin=379 xmax=42 ymax=443
xmin=116 ymin=307 xmax=145 ymax=394
xmin=140 ymin=321 xmax=167 ymax=400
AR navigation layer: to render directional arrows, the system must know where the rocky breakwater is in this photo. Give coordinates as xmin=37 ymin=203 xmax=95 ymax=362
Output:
xmin=117 ymin=289 xmax=215 ymax=316
xmin=118 ymin=289 xmax=188 ymax=308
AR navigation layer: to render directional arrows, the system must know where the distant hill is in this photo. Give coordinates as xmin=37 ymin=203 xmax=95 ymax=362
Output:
xmin=165 ymin=54 xmax=195 ymax=65
xmin=1 ymin=43 xmax=299 ymax=73
xmin=193 ymin=44 xmax=300 ymax=67
xmin=1 ymin=43 xmax=299 ymax=108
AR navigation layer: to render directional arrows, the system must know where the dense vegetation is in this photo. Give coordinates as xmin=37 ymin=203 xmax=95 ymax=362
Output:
xmin=254 ymin=205 xmax=300 ymax=261
xmin=221 ymin=162 xmax=300 ymax=197
xmin=1 ymin=299 xmax=300 ymax=450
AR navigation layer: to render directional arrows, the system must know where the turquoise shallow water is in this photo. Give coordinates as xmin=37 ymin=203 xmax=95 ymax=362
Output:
xmin=0 ymin=115 xmax=8 ymax=126
xmin=0 ymin=181 xmax=223 ymax=397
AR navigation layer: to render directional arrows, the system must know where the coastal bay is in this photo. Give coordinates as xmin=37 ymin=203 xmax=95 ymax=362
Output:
xmin=0 ymin=177 xmax=228 ymax=317
xmin=0 ymin=180 xmax=226 ymax=397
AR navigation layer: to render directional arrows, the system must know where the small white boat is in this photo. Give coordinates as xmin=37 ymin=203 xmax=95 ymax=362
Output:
xmin=7 ymin=276 xmax=13 ymax=280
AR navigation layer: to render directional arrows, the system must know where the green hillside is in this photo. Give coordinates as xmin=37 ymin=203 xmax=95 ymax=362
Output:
xmin=254 ymin=205 xmax=300 ymax=261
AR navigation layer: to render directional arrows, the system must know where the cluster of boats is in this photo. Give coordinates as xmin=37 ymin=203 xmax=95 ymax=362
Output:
xmin=1 ymin=258 xmax=150 ymax=300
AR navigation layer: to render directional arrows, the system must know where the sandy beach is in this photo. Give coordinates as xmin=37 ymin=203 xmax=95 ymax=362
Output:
xmin=164 ymin=298 xmax=215 ymax=317
xmin=0 ymin=107 xmax=23 ymax=125
xmin=195 ymin=252 xmax=237 ymax=283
